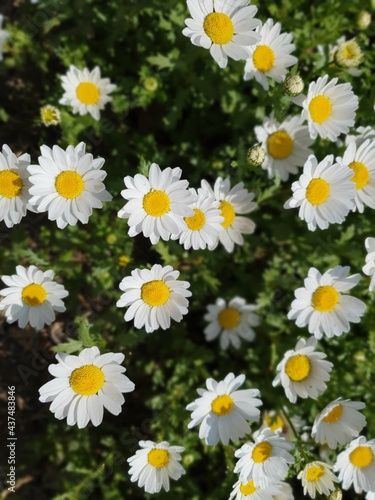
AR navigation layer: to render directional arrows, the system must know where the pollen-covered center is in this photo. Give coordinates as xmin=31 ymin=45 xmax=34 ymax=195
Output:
xmin=323 ymin=404 xmax=343 ymax=423
xmin=349 ymin=446 xmax=373 ymax=468
xmin=203 ymin=12 xmax=234 ymax=45
xmin=267 ymin=131 xmax=294 ymax=160
xmin=69 ymin=365 xmax=105 ymax=395
xmin=239 ymin=480 xmax=257 ymax=495
xmin=76 ymin=82 xmax=100 ymax=105
xmin=308 ymin=95 xmax=332 ymax=123
xmin=265 ymin=414 xmax=285 ymax=432
xmin=147 ymin=449 xmax=170 ymax=469
xmin=219 ymin=200 xmax=236 ymax=228
xmin=251 ymin=442 xmax=273 ymax=463
xmin=55 ymin=171 xmax=85 ymax=199
xmin=184 ymin=208 xmax=206 ymax=231
xmin=143 ymin=189 xmax=171 ymax=217
xmin=285 ymin=354 xmax=311 ymax=382
xmin=141 ymin=280 xmax=170 ymax=307
xmin=312 ymin=285 xmax=339 ymax=312
xmin=349 ymin=161 xmax=369 ymax=190
xmin=0 ymin=170 xmax=23 ymax=198
xmin=22 ymin=283 xmax=47 ymax=306
xmin=306 ymin=464 xmax=325 ymax=481
xmin=253 ymin=45 xmax=276 ymax=72
xmin=306 ymin=178 xmax=330 ymax=205
xmin=211 ymin=394 xmax=234 ymax=416
xmin=218 ymin=307 xmax=241 ymax=330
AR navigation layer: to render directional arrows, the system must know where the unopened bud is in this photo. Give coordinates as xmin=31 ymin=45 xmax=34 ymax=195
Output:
xmin=247 ymin=145 xmax=266 ymax=167
xmin=284 ymin=74 xmax=304 ymax=97
xmin=357 ymin=10 xmax=371 ymax=30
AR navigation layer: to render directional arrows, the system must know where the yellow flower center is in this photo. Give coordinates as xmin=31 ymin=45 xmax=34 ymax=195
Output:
xmin=76 ymin=82 xmax=100 ymax=105
xmin=251 ymin=442 xmax=273 ymax=463
xmin=265 ymin=414 xmax=285 ymax=432
xmin=323 ymin=404 xmax=343 ymax=423
xmin=41 ymin=106 xmax=60 ymax=125
xmin=252 ymin=45 xmax=275 ymax=72
xmin=184 ymin=208 xmax=206 ymax=231
xmin=0 ymin=170 xmax=23 ymax=199
xmin=311 ymin=285 xmax=339 ymax=312
xmin=211 ymin=394 xmax=234 ymax=416
xmin=55 ymin=171 xmax=85 ymax=199
xmin=306 ymin=464 xmax=325 ymax=482
xmin=69 ymin=365 xmax=105 ymax=395
xmin=267 ymin=131 xmax=294 ymax=160
xmin=147 ymin=449 xmax=170 ymax=468
xmin=141 ymin=280 xmax=170 ymax=307
xmin=305 ymin=178 xmax=330 ymax=205
xmin=218 ymin=307 xmax=241 ymax=330
xmin=203 ymin=12 xmax=234 ymax=45
xmin=349 ymin=161 xmax=369 ymax=190
xmin=21 ymin=283 xmax=47 ymax=306
xmin=143 ymin=189 xmax=171 ymax=217
xmin=349 ymin=446 xmax=373 ymax=468
xmin=308 ymin=95 xmax=332 ymax=123
xmin=219 ymin=200 xmax=236 ymax=229
xmin=285 ymin=354 xmax=311 ymax=382
xmin=239 ymin=480 xmax=257 ymax=495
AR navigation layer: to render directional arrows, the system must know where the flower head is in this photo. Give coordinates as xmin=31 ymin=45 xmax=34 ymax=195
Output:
xmin=40 ymin=105 xmax=61 ymax=126
xmin=298 ymin=461 xmax=339 ymax=498
xmin=284 ymin=74 xmax=304 ymax=97
xmin=229 ymin=479 xmax=281 ymax=500
xmin=363 ymin=237 xmax=375 ymax=291
xmin=247 ymin=145 xmax=266 ymax=167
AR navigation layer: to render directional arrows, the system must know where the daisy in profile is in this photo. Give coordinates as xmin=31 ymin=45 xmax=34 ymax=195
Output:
xmin=229 ymin=479 xmax=280 ymax=500
xmin=59 ymin=65 xmax=116 ymax=120
xmin=116 ymin=264 xmax=191 ymax=333
xmin=28 ymin=143 xmax=112 ymax=229
xmin=334 ymin=436 xmax=375 ymax=494
xmin=254 ymin=114 xmax=314 ymax=181
xmin=312 ymin=398 xmax=366 ymax=449
xmin=203 ymin=297 xmax=260 ymax=350
xmin=182 ymin=0 xmax=260 ymax=69
xmin=272 ymin=337 xmax=333 ymax=404
xmin=172 ymin=188 xmax=224 ymax=250
xmin=0 ymin=15 xmax=9 ymax=61
xmin=244 ymin=19 xmax=298 ymax=91
xmin=128 ymin=440 xmax=185 ymax=494
xmin=288 ymin=266 xmax=366 ymax=339
xmin=234 ymin=428 xmax=295 ymax=488
xmin=0 ymin=145 xmax=33 ymax=228
xmin=0 ymin=265 xmax=68 ymax=330
xmin=118 ymin=163 xmax=196 ymax=245
xmin=273 ymin=482 xmax=294 ymax=499
xmin=346 ymin=126 xmax=375 ymax=148
xmin=39 ymin=347 xmax=134 ymax=428
xmin=363 ymin=237 xmax=375 ymax=291
xmin=284 ymin=154 xmax=356 ymax=231
xmin=255 ymin=408 xmax=303 ymax=441
xmin=200 ymin=177 xmax=257 ymax=253
xmin=186 ymin=373 xmax=262 ymax=445
xmin=337 ymin=139 xmax=375 ymax=213
xmin=298 ymin=461 xmax=339 ymax=498
xmin=301 ymin=75 xmax=358 ymax=141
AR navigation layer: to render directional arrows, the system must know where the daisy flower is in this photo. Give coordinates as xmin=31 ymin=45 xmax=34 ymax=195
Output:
xmin=244 ymin=19 xmax=298 ymax=91
xmin=346 ymin=126 xmax=375 ymax=148
xmin=312 ymin=398 xmax=366 ymax=449
xmin=298 ymin=461 xmax=339 ymax=499
xmin=284 ymin=154 xmax=356 ymax=231
xmin=200 ymin=177 xmax=257 ymax=253
xmin=363 ymin=237 xmax=375 ymax=291
xmin=273 ymin=482 xmax=294 ymax=499
xmin=254 ymin=114 xmax=314 ymax=181
xmin=182 ymin=0 xmax=261 ymax=69
xmin=288 ymin=266 xmax=366 ymax=340
xmin=27 ymin=143 xmax=112 ymax=229
xmin=234 ymin=428 xmax=295 ymax=488
xmin=272 ymin=337 xmax=333 ymax=404
xmin=334 ymin=37 xmax=362 ymax=75
xmin=0 ymin=145 xmax=33 ymax=228
xmin=0 ymin=265 xmax=68 ymax=330
xmin=229 ymin=479 xmax=281 ymax=500
xmin=39 ymin=347 xmax=134 ymax=428
xmin=116 ymin=264 xmax=191 ymax=333
xmin=255 ymin=409 xmax=304 ymax=441
xmin=334 ymin=436 xmax=375 ymax=494
xmin=301 ymin=75 xmax=358 ymax=141
xmin=171 ymin=188 xmax=224 ymax=250
xmin=0 ymin=15 xmax=9 ymax=61
xmin=186 ymin=373 xmax=262 ymax=446
xmin=203 ymin=297 xmax=260 ymax=350
xmin=40 ymin=105 xmax=61 ymax=127
xmin=118 ymin=163 xmax=196 ymax=245
xmin=127 ymin=440 xmax=185 ymax=494
xmin=59 ymin=65 xmax=116 ymax=120
xmin=337 ymin=139 xmax=375 ymax=213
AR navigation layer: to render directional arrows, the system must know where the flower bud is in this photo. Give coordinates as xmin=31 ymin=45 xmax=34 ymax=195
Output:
xmin=247 ymin=145 xmax=266 ymax=167
xmin=284 ymin=74 xmax=304 ymax=97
